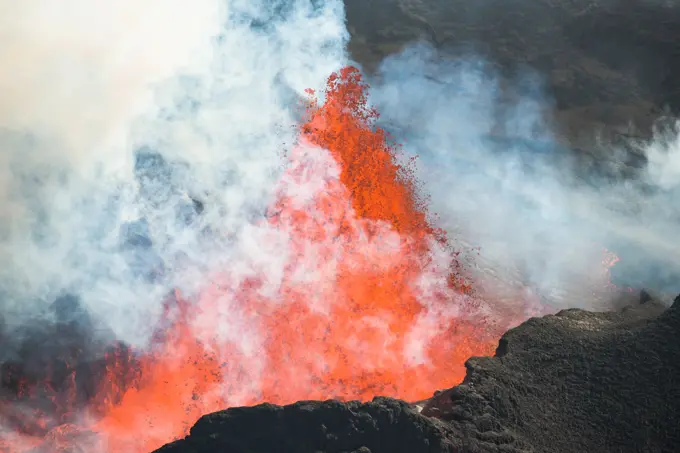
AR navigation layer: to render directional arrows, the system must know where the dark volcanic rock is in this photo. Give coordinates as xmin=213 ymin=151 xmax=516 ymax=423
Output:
xmin=346 ymin=0 xmax=680 ymax=146
xmin=421 ymin=292 xmax=680 ymax=453
xmin=346 ymin=0 xmax=680 ymax=109
xmin=152 ymin=292 xmax=680 ymax=453
xmin=154 ymin=398 xmax=458 ymax=453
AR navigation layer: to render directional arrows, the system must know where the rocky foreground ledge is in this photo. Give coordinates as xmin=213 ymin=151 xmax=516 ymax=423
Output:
xmin=154 ymin=292 xmax=680 ymax=453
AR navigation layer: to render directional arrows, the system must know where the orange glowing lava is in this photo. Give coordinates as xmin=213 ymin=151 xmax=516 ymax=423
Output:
xmin=1 ymin=67 xmax=499 ymax=453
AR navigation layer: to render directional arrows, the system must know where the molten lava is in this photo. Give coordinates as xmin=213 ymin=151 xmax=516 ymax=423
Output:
xmin=1 ymin=67 xmax=502 ymax=453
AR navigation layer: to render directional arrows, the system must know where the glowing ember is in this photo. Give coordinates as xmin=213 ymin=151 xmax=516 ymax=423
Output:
xmin=602 ymin=248 xmax=621 ymax=274
xmin=601 ymin=248 xmax=632 ymax=294
xmin=2 ymin=67 xmax=501 ymax=453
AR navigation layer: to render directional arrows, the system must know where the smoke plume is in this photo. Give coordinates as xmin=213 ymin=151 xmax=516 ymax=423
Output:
xmin=0 ymin=0 xmax=348 ymax=347
xmin=368 ymin=43 xmax=680 ymax=308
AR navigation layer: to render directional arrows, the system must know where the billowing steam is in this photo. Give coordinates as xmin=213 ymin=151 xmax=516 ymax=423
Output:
xmin=369 ymin=43 xmax=680 ymax=307
xmin=0 ymin=0 xmax=348 ymax=347
xmin=1 ymin=0 xmax=350 ymax=450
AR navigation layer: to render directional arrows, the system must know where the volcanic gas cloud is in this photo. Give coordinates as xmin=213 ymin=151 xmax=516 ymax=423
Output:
xmin=0 ymin=66 xmax=523 ymax=453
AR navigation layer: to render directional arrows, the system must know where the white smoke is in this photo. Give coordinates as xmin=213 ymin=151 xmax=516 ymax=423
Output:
xmin=643 ymin=120 xmax=680 ymax=189
xmin=369 ymin=43 xmax=680 ymax=310
xmin=0 ymin=1 xmax=352 ymax=450
xmin=0 ymin=0 xmax=348 ymax=347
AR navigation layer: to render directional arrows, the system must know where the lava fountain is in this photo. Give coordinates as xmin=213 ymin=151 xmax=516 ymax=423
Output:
xmin=2 ymin=67 xmax=524 ymax=453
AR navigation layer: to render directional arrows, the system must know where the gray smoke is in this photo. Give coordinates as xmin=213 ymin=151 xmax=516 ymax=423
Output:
xmin=369 ymin=43 xmax=680 ymax=310
xmin=0 ymin=1 xmax=351 ymax=450
xmin=0 ymin=0 xmax=348 ymax=348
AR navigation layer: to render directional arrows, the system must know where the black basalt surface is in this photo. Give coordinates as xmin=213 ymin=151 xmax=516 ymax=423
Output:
xmin=155 ymin=398 xmax=457 ymax=453
xmin=421 ymin=292 xmax=680 ymax=452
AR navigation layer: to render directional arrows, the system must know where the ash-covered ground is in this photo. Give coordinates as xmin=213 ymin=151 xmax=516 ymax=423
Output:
xmin=347 ymin=0 xmax=680 ymax=132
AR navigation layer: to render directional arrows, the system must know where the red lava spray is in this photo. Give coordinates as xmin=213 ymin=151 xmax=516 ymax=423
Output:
xmin=1 ymin=67 xmax=519 ymax=453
